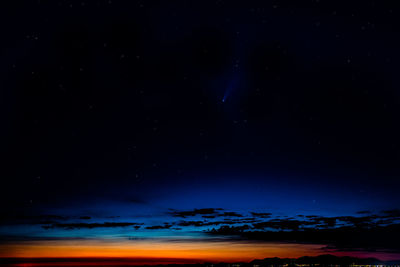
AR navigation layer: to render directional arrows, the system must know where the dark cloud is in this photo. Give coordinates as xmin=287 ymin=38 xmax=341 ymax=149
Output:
xmin=251 ymin=212 xmax=272 ymax=218
xmin=170 ymin=209 xmax=244 ymax=219
xmin=206 ymin=223 xmax=400 ymax=252
xmin=335 ymin=216 xmax=376 ymax=228
xmin=19 ymin=209 xmax=400 ymax=254
xmin=382 ymin=209 xmax=400 ymax=218
xmin=310 ymin=217 xmax=337 ymax=228
xmin=178 ymin=221 xmax=205 ymax=227
xmin=202 ymin=215 xmax=216 ymax=219
xmin=148 ymin=210 xmax=400 ymax=252
xmin=240 ymin=218 xmax=261 ymax=224
xmin=0 ymin=214 xmax=69 ymax=226
xmin=220 ymin=212 xmax=243 ymax=217
xmin=170 ymin=208 xmax=223 ymax=218
xmin=249 ymin=214 xmax=400 ymax=231
xmin=252 ymin=219 xmax=307 ymax=231
xmin=177 ymin=220 xmax=239 ymax=227
xmin=42 ymin=222 xmax=143 ymax=230
xmin=145 ymin=224 xmax=173 ymax=230
xmin=208 ymin=225 xmax=251 ymax=234
xmin=164 ymin=210 xmax=400 ymax=234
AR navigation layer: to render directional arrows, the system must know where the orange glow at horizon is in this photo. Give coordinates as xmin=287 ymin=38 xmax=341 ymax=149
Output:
xmin=0 ymin=239 xmax=325 ymax=262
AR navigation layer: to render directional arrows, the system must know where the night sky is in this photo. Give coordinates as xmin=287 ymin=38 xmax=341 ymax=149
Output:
xmin=1 ymin=0 xmax=400 ymax=263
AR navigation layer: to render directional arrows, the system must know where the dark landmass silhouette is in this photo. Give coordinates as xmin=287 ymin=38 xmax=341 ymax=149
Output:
xmin=249 ymin=254 xmax=399 ymax=266
xmin=0 ymin=255 xmax=399 ymax=266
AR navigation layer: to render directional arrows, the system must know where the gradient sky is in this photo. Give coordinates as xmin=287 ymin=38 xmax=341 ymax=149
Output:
xmin=1 ymin=0 xmax=400 ymax=263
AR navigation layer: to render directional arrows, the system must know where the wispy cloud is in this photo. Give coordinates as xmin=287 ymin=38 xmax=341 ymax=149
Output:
xmin=42 ymin=222 xmax=143 ymax=230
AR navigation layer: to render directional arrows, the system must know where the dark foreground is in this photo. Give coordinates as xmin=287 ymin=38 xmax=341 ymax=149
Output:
xmin=1 ymin=255 xmax=400 ymax=267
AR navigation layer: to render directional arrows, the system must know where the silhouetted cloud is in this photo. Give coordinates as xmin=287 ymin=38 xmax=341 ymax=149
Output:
xmin=177 ymin=220 xmax=239 ymax=227
xmin=251 ymin=212 xmax=272 ymax=218
xmin=252 ymin=219 xmax=307 ymax=231
xmin=145 ymin=224 xmax=173 ymax=230
xmin=0 ymin=214 xmax=70 ymax=226
xmin=170 ymin=209 xmax=246 ymax=219
xmin=220 ymin=212 xmax=243 ymax=217
xmin=202 ymin=215 xmax=216 ymax=219
xmin=177 ymin=221 xmax=204 ymax=227
xmin=15 ymin=208 xmax=400 ymax=254
xmin=43 ymin=222 xmax=143 ymax=230
xmin=382 ymin=209 xmax=400 ymax=218
xmin=206 ymin=223 xmax=400 ymax=252
xmin=240 ymin=218 xmax=261 ymax=224
xmin=311 ymin=217 xmax=337 ymax=228
xmin=152 ymin=210 xmax=400 ymax=252
xmin=170 ymin=208 xmax=222 ymax=218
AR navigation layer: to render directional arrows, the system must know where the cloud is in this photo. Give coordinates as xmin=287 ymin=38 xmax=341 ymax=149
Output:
xmin=177 ymin=221 xmax=204 ymax=227
xmin=206 ymin=222 xmax=400 ymax=253
xmin=0 ymin=214 xmax=70 ymax=226
xmin=252 ymin=219 xmax=307 ymax=231
xmin=177 ymin=220 xmax=239 ymax=227
xmin=158 ymin=209 xmax=400 ymax=252
xmin=169 ymin=209 xmax=243 ymax=219
xmin=382 ymin=209 xmax=400 ymax=218
xmin=165 ymin=209 xmax=400 ymax=234
xmin=220 ymin=212 xmax=243 ymax=217
xmin=309 ymin=217 xmax=338 ymax=228
xmin=202 ymin=215 xmax=216 ymax=219
xmin=42 ymin=222 xmax=143 ymax=230
xmin=251 ymin=212 xmax=272 ymax=218
xmin=145 ymin=224 xmax=173 ymax=230
xmin=208 ymin=225 xmax=251 ymax=234
xmin=169 ymin=208 xmax=222 ymax=218
xmin=9 ymin=208 xmax=400 ymax=254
